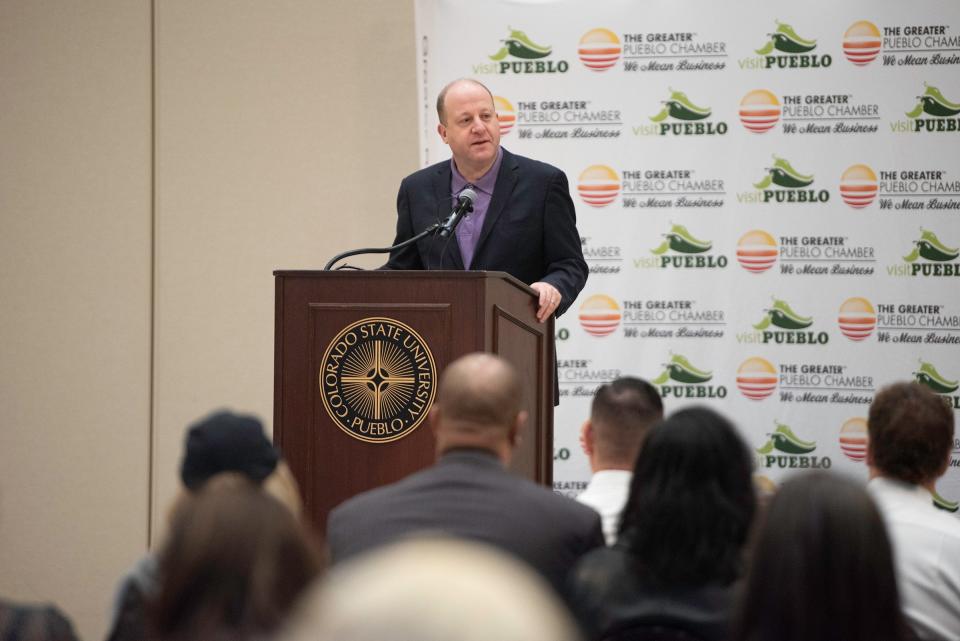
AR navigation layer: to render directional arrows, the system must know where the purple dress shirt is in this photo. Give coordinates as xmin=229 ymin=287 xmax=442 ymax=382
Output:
xmin=450 ymin=148 xmax=503 ymax=269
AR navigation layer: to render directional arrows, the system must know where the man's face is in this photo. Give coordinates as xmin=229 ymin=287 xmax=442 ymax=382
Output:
xmin=438 ymin=82 xmax=501 ymax=175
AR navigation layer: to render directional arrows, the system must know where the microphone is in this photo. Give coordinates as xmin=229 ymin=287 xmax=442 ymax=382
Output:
xmin=438 ymin=188 xmax=476 ymax=238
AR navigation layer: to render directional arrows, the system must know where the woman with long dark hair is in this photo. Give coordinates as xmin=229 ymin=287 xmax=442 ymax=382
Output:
xmin=569 ymin=407 xmax=756 ymax=641
xmin=150 ymin=475 xmax=322 ymax=641
xmin=733 ymin=471 xmax=914 ymax=641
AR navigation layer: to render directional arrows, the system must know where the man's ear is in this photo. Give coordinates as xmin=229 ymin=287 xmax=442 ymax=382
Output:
xmin=509 ymin=410 xmax=528 ymax=448
xmin=580 ymin=420 xmax=594 ymax=457
xmin=437 ymin=122 xmax=448 ymax=143
xmin=429 ymin=405 xmax=442 ymax=436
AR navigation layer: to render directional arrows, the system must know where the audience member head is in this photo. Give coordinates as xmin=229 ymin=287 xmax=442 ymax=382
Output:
xmin=868 ymin=381 xmax=954 ymax=488
xmin=168 ymin=410 xmax=302 ymax=524
xmin=581 ymin=377 xmax=663 ymax=472
xmin=734 ymin=471 xmax=911 ymax=641
xmin=279 ymin=538 xmax=579 ymax=641
xmin=152 ymin=475 xmax=322 ymax=641
xmin=618 ymin=407 xmax=755 ymax=588
xmin=431 ymin=353 xmax=526 ymax=464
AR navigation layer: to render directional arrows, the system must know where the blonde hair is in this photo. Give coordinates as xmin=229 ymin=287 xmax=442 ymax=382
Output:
xmin=280 ymin=538 xmax=579 ymax=641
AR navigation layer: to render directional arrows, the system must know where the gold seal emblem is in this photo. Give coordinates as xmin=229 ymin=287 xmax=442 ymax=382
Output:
xmin=319 ymin=317 xmax=437 ymax=443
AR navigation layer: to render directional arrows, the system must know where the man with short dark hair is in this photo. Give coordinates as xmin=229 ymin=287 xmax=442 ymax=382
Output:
xmin=867 ymin=381 xmax=960 ymax=641
xmin=577 ymin=378 xmax=663 ymax=544
xmin=326 ymin=353 xmax=604 ymax=596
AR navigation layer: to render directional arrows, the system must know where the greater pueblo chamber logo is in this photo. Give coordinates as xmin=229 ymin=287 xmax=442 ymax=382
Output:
xmin=579 ymin=164 xmax=724 ymax=210
xmin=320 ymin=318 xmax=436 ymax=443
xmin=504 ymin=97 xmax=622 ymax=140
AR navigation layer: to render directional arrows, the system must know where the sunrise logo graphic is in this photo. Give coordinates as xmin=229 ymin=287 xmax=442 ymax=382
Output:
xmin=736 ymin=230 xmax=778 ymax=273
xmin=839 ymin=164 xmax=878 ymax=209
xmin=577 ymin=165 xmax=620 ymax=207
xmin=739 ymin=90 xmax=781 ymax=133
xmin=578 ymin=294 xmax=621 ymax=337
xmin=737 ymin=357 xmax=778 ymax=400
xmin=838 ymin=297 xmax=876 ymax=341
xmin=843 ymin=21 xmax=882 ymax=66
xmin=494 ymin=96 xmax=516 ymax=136
xmin=839 ymin=417 xmax=868 ymax=462
xmin=578 ymin=28 xmax=621 ymax=72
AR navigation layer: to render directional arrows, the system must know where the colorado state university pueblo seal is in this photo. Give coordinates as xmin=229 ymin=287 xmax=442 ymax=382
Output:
xmin=319 ymin=317 xmax=436 ymax=443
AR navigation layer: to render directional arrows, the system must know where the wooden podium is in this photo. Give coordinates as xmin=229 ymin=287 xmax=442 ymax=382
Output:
xmin=273 ymin=270 xmax=554 ymax=533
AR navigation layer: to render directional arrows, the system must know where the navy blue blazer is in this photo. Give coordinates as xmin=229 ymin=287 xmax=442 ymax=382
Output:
xmin=386 ymin=148 xmax=587 ymax=318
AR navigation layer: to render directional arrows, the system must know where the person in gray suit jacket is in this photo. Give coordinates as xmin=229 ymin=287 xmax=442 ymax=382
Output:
xmin=326 ymin=353 xmax=605 ymax=597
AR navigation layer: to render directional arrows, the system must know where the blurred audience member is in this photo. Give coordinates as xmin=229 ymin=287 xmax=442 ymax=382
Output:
xmin=327 ymin=353 xmax=604 ymax=597
xmin=734 ymin=471 xmax=914 ymax=641
xmin=105 ymin=410 xmax=303 ymax=641
xmin=569 ymin=407 xmax=756 ymax=641
xmin=867 ymin=382 xmax=960 ymax=641
xmin=577 ymin=377 xmax=663 ymax=545
xmin=0 ymin=599 xmax=79 ymax=641
xmin=280 ymin=538 xmax=580 ymax=641
xmin=151 ymin=475 xmax=321 ymax=641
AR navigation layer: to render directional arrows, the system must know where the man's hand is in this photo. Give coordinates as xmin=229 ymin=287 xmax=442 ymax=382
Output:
xmin=530 ymin=282 xmax=562 ymax=323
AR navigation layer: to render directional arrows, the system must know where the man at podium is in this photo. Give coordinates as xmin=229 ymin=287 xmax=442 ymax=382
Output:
xmin=385 ymin=78 xmax=587 ymax=324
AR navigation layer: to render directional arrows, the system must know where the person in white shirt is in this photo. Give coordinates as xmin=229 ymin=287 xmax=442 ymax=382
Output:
xmin=577 ymin=377 xmax=663 ymax=545
xmin=867 ymin=381 xmax=960 ymax=641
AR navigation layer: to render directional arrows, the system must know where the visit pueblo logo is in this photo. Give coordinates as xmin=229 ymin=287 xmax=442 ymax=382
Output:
xmin=756 ymin=421 xmax=831 ymax=470
xmin=893 ymin=83 xmax=960 ymax=133
xmin=635 ymin=89 xmax=727 ymax=136
xmin=739 ymin=297 xmax=828 ymax=345
xmin=650 ymin=352 xmax=726 ymax=399
xmin=640 ymin=223 xmax=726 ymax=269
xmin=477 ymin=28 xmax=568 ymax=74
xmin=893 ymin=228 xmax=960 ymax=278
xmin=741 ymin=20 xmax=831 ymax=69
xmin=739 ymin=155 xmax=828 ymax=204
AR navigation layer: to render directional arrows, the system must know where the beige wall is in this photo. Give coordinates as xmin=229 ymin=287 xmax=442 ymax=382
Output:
xmin=0 ymin=1 xmax=417 ymax=639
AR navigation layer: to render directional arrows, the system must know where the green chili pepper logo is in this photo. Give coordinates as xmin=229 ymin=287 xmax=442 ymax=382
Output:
xmin=933 ymin=490 xmax=960 ymax=513
xmin=903 ymin=228 xmax=960 ymax=263
xmin=913 ymin=360 xmax=959 ymax=394
xmin=651 ymin=352 xmax=712 ymax=385
xmin=756 ymin=421 xmax=817 ymax=455
xmin=755 ymin=20 xmax=817 ymax=55
xmin=651 ymin=224 xmax=712 ymax=255
xmin=650 ymin=89 xmax=712 ymax=122
xmin=753 ymin=155 xmax=815 ymax=189
xmin=906 ymin=83 xmax=960 ymax=119
xmin=753 ymin=297 xmax=814 ymax=330
xmin=489 ymin=28 xmax=552 ymax=61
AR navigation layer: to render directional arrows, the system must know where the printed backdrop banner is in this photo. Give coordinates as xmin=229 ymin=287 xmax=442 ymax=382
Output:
xmin=415 ymin=0 xmax=960 ymax=513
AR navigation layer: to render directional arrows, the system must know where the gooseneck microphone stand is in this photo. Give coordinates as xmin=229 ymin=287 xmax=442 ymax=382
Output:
xmin=323 ymin=223 xmax=443 ymax=271
xmin=324 ymin=189 xmax=476 ymax=271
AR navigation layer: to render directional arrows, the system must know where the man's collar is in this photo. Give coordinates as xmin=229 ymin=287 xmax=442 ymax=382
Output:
xmin=450 ymin=147 xmax=504 ymax=195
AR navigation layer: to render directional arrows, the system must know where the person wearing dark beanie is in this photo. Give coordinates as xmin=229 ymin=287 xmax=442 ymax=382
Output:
xmin=104 ymin=410 xmax=303 ymax=641
xmin=180 ymin=411 xmax=279 ymax=490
